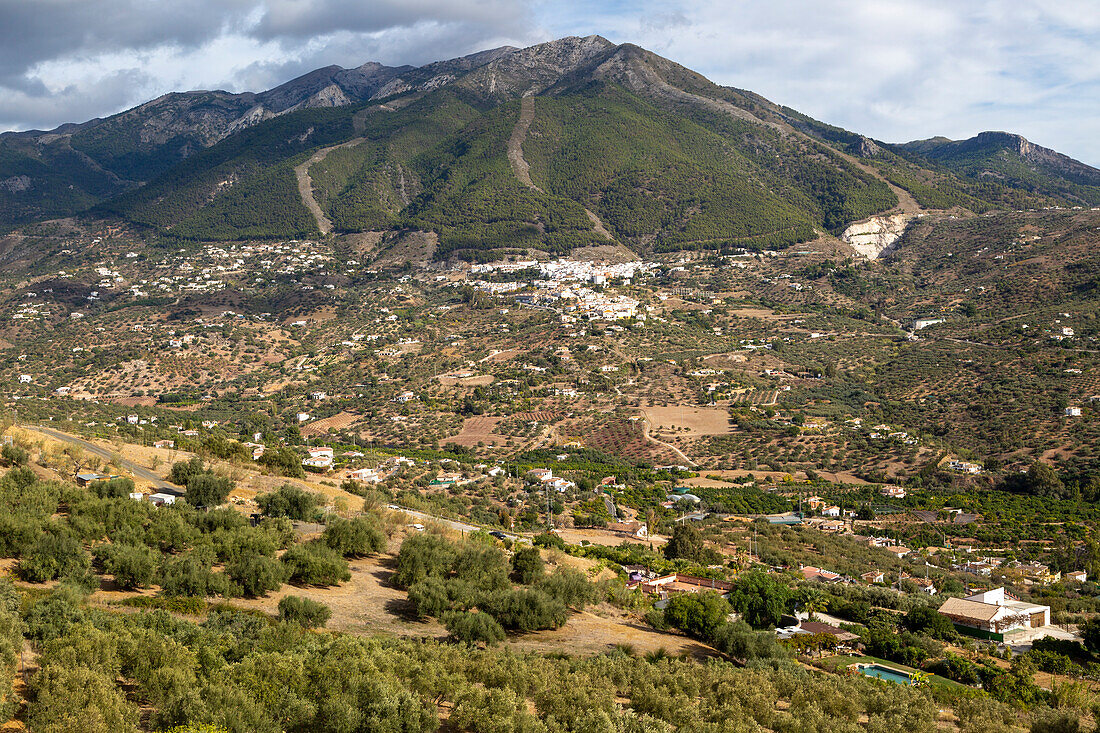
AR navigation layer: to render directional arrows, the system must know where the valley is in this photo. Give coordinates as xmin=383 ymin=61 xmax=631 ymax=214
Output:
xmin=1 ymin=33 xmax=1100 ymax=733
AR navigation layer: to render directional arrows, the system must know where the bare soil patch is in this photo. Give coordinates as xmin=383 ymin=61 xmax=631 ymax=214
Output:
xmin=642 ymin=406 xmax=733 ymax=436
xmin=301 ymin=411 xmax=360 ymax=437
xmin=445 ymin=416 xmax=503 ymax=447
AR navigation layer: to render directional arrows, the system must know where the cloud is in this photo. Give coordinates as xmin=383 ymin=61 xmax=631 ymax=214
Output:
xmin=0 ymin=0 xmax=1098 ymax=165
xmin=534 ymin=0 xmax=1100 ymax=164
xmin=0 ymin=0 xmax=541 ymax=131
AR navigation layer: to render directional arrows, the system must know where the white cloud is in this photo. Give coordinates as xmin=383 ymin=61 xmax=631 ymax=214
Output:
xmin=0 ymin=0 xmax=1098 ymax=165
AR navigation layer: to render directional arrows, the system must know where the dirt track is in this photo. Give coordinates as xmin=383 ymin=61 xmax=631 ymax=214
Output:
xmin=294 ymin=138 xmax=366 ymax=235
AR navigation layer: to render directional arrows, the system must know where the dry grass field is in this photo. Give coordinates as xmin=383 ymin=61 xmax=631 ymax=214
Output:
xmin=641 ymin=406 xmax=733 ymax=436
xmin=444 ymin=416 xmax=503 ymax=447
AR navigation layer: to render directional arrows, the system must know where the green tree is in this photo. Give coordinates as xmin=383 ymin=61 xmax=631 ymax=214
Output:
xmin=393 ymin=534 xmax=459 ymax=589
xmin=27 ymin=665 xmax=140 ymax=733
xmin=902 ymin=606 xmax=957 ymax=640
xmin=256 ymin=484 xmax=321 ymax=520
xmin=537 ymin=566 xmax=594 ymax=609
xmin=185 ymin=473 xmax=233 ymax=508
xmin=510 ymin=547 xmax=545 ymax=584
xmin=19 ymin=530 xmax=90 ymax=583
xmin=90 ymin=477 xmax=134 ymax=499
xmin=663 ymin=522 xmax=705 ymax=561
xmin=663 ymin=591 xmax=730 ymax=640
xmin=443 ymin=611 xmax=506 ymax=645
xmin=103 ymin=543 xmax=158 ymax=589
xmin=281 ymin=543 xmax=350 ymax=586
xmin=168 ymin=457 xmax=205 ymax=486
xmin=225 ymin=552 xmax=285 ymax=597
xmin=1 ymin=444 xmax=29 ymax=467
xmin=277 ymin=595 xmax=332 ymax=628
xmin=727 ymin=570 xmax=790 ymax=629
xmin=321 ymin=515 xmax=386 ymax=557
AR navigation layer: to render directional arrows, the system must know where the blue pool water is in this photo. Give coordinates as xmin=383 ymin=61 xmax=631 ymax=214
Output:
xmin=858 ymin=664 xmax=913 ymax=685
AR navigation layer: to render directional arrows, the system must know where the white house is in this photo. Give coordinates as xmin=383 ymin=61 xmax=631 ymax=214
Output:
xmin=821 ymin=505 xmax=841 ymax=518
xmin=347 ymin=468 xmax=381 ymax=483
xmin=303 ymin=446 xmax=334 ymax=469
xmin=1065 ymin=407 xmax=1082 ymax=417
xmin=938 ymin=588 xmax=1051 ymax=641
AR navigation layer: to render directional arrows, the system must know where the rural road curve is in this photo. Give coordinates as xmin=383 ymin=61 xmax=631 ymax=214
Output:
xmin=639 ymin=418 xmax=698 ymax=467
xmin=31 ymin=425 xmax=178 ymax=491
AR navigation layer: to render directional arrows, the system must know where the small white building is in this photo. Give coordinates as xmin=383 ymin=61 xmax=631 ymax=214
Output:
xmin=938 ymin=588 xmax=1051 ymax=641
xmin=1065 ymin=407 xmax=1082 ymax=417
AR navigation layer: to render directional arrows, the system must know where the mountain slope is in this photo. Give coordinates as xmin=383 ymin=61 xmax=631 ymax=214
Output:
xmin=899 ymin=131 xmax=1100 ymax=205
xmin=99 ymin=37 xmax=910 ymax=255
xmin=3 ymin=35 xmax=1096 ymax=255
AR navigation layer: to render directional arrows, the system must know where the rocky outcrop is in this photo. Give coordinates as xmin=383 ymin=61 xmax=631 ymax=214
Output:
xmin=841 ymin=213 xmax=914 ymax=259
xmin=0 ymin=175 xmax=32 ymax=193
xmin=849 ymin=136 xmax=882 ymax=158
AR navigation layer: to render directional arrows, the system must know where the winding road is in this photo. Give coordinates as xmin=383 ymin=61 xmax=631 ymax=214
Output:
xmin=30 ymin=425 xmax=178 ymax=491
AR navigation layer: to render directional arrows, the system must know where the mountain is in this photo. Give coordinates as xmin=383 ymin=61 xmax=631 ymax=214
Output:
xmin=2 ymin=36 xmax=1098 ymax=257
xmin=899 ymin=131 xmax=1100 ymax=206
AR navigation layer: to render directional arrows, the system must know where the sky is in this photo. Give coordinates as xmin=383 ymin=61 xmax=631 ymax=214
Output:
xmin=1 ymin=0 xmax=1098 ymax=166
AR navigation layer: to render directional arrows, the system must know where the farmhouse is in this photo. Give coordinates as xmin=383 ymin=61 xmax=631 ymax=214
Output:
xmin=631 ymin=574 xmax=733 ymax=598
xmin=938 ymin=588 xmax=1051 ymax=641
xmin=607 ymin=520 xmax=648 ymax=539
xmin=800 ymin=566 xmax=844 ymax=584
xmin=302 ymin=446 xmax=334 ymax=469
xmin=347 ymin=468 xmax=382 ymax=483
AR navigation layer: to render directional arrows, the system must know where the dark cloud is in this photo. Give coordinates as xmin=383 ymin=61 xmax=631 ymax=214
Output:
xmin=0 ymin=0 xmax=539 ymax=131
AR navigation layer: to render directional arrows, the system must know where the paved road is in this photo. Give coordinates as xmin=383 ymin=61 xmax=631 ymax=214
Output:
xmin=31 ymin=425 xmax=178 ymax=492
xmin=386 ymin=505 xmax=533 ymax=544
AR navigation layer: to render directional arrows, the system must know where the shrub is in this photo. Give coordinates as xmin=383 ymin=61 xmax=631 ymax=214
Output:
xmin=185 ymin=473 xmax=233 ymax=508
xmin=225 ymin=552 xmax=285 ymax=597
xmin=277 ymin=595 xmax=332 ymax=628
xmin=443 ymin=611 xmax=506 ymax=645
xmin=116 ymin=596 xmax=205 ymax=614
xmin=510 ymin=547 xmax=545 ymax=584
xmin=321 ymin=515 xmax=386 ymax=557
xmin=0 ymin=444 xmax=28 ymax=467
xmin=281 ymin=543 xmax=350 ymax=586
xmin=18 ymin=530 xmax=90 ymax=583
xmin=102 ymin=543 xmax=159 ymax=589
xmin=256 ymin=484 xmax=321 ymax=521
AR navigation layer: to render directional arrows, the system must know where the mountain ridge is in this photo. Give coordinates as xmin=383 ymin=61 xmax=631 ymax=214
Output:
xmin=2 ymin=35 xmax=1098 ymax=250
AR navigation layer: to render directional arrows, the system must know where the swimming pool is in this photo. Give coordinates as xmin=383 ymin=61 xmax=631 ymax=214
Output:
xmin=856 ymin=664 xmax=914 ymax=685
